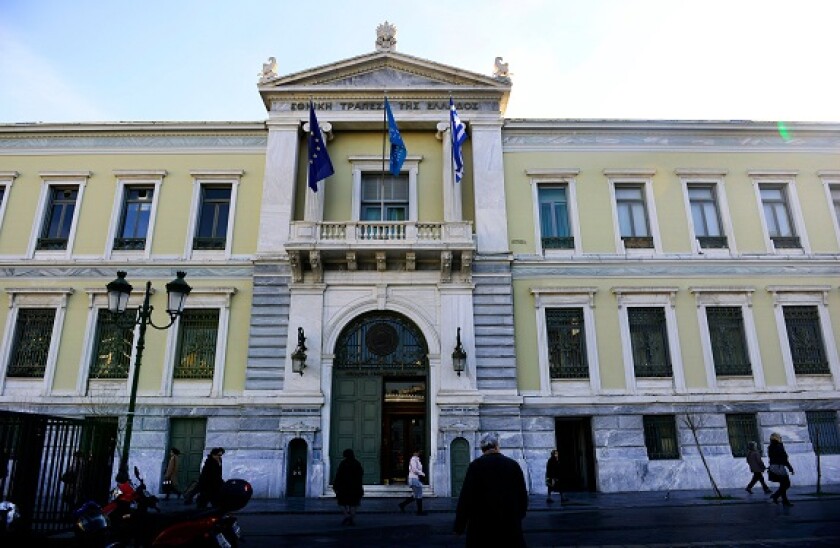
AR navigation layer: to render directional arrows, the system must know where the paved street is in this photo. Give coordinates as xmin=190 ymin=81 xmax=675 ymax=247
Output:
xmin=227 ymin=488 xmax=840 ymax=547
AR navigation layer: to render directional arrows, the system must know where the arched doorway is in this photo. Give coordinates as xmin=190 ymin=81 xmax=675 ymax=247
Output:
xmin=330 ymin=311 xmax=429 ymax=486
xmin=286 ymin=438 xmax=307 ymax=497
xmin=450 ymin=437 xmax=469 ymax=497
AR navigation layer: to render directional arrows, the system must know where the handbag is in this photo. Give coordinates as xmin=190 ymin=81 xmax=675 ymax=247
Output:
xmin=767 ymin=464 xmax=787 ymax=483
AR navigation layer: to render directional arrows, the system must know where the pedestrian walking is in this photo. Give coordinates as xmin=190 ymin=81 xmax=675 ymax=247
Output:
xmin=398 ymin=449 xmax=427 ymax=515
xmin=744 ymin=441 xmax=771 ymax=495
xmin=453 ymin=433 xmax=528 ymax=547
xmin=163 ymin=447 xmax=182 ymax=500
xmin=196 ymin=447 xmax=225 ymax=508
xmin=545 ymin=449 xmax=567 ymax=504
xmin=767 ymin=432 xmax=795 ymax=506
xmin=333 ymin=448 xmax=364 ymax=526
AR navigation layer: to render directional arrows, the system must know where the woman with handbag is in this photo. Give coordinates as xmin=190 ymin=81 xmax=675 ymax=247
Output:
xmin=767 ymin=433 xmax=795 ymax=506
xmin=163 ymin=447 xmax=182 ymax=500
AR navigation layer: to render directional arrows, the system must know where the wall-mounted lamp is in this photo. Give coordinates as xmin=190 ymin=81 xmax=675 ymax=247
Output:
xmin=291 ymin=327 xmax=308 ymax=375
xmin=452 ymin=327 xmax=467 ymax=376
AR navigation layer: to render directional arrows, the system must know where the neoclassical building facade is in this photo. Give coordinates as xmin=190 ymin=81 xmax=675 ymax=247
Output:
xmin=1 ymin=24 xmax=839 ymax=498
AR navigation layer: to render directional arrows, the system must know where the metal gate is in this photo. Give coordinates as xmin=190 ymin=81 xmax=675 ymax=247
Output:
xmin=0 ymin=410 xmax=117 ymax=535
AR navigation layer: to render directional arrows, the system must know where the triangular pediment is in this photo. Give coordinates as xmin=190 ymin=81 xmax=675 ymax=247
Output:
xmin=258 ymin=51 xmax=511 ymax=115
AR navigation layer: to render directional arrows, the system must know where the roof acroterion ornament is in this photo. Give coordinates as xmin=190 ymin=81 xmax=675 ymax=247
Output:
xmin=376 ymin=21 xmax=397 ymax=52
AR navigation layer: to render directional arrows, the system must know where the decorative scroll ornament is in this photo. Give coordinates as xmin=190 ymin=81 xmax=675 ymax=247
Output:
xmin=258 ymin=56 xmax=278 ymax=83
xmin=376 ymin=21 xmax=397 ymax=52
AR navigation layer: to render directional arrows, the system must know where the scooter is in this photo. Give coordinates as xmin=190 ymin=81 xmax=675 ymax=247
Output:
xmin=74 ymin=469 xmax=251 ymax=547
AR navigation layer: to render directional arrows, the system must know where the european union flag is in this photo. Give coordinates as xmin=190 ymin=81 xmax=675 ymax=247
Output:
xmin=450 ymin=98 xmax=467 ymax=183
xmin=384 ymin=98 xmax=407 ymax=176
xmin=308 ymin=101 xmax=334 ymax=192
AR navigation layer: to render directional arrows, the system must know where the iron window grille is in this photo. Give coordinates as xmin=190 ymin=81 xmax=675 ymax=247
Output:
xmin=114 ymin=186 xmax=153 ymax=250
xmin=806 ymin=411 xmax=840 ymax=455
xmin=37 ymin=186 xmax=78 ymax=250
xmin=193 ymin=185 xmax=231 ymax=250
xmin=546 ymin=308 xmax=589 ymax=379
xmin=335 ymin=312 xmax=428 ymax=375
xmin=725 ymin=413 xmax=760 ymax=458
xmin=706 ymin=306 xmax=752 ymax=376
xmin=173 ymin=309 xmax=220 ymax=379
xmin=783 ymin=306 xmax=830 ymax=374
xmin=628 ymin=307 xmax=672 ymax=377
xmin=538 ymin=185 xmax=573 ymax=250
xmin=643 ymin=415 xmax=680 ymax=460
xmin=89 ymin=308 xmax=135 ymax=379
xmin=8 ymin=308 xmax=56 ymax=378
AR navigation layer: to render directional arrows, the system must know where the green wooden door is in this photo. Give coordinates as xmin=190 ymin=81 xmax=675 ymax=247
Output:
xmin=169 ymin=418 xmax=207 ymax=488
xmin=331 ymin=375 xmax=381 ymax=484
xmin=450 ymin=437 xmax=470 ymax=498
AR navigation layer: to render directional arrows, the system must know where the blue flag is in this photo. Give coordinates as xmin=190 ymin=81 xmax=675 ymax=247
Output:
xmin=384 ymin=98 xmax=407 ymax=176
xmin=308 ymin=101 xmax=334 ymax=192
xmin=450 ymin=98 xmax=467 ymax=183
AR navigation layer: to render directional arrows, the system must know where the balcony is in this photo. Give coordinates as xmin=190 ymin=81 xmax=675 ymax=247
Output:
xmin=285 ymin=220 xmax=475 ymax=281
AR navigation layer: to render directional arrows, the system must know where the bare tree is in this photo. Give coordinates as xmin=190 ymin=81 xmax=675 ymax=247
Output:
xmin=682 ymin=413 xmax=723 ymax=498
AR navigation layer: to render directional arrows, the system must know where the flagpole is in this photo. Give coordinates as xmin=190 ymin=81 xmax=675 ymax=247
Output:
xmin=448 ymin=95 xmax=457 ymax=187
xmin=381 ymin=95 xmax=387 ymax=194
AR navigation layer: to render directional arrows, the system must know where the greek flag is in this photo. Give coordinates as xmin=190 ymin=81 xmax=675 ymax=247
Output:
xmin=308 ymin=101 xmax=334 ymax=192
xmin=450 ymin=98 xmax=467 ymax=182
xmin=384 ymin=97 xmax=407 ymax=176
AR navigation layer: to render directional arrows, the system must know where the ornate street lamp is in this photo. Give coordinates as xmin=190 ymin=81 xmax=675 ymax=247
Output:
xmin=106 ymin=270 xmax=192 ymax=482
xmin=452 ymin=327 xmax=467 ymax=376
xmin=291 ymin=327 xmax=307 ymax=376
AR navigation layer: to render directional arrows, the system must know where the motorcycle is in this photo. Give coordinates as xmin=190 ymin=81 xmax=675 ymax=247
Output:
xmin=74 ymin=467 xmax=251 ymax=547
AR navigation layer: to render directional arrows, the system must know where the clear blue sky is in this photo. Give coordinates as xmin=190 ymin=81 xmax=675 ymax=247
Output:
xmin=1 ymin=0 xmax=838 ymax=124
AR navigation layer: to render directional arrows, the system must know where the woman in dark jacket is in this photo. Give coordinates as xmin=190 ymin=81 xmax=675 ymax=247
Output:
xmin=196 ymin=447 xmax=225 ymax=508
xmin=545 ymin=449 xmax=564 ymax=504
xmin=333 ymin=448 xmax=364 ymax=525
xmin=767 ymin=433 xmax=795 ymax=506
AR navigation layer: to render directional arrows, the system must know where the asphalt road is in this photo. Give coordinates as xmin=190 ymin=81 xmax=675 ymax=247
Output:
xmin=236 ymin=498 xmax=840 ymax=547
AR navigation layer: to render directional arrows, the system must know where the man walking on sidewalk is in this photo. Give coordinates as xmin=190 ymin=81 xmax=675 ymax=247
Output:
xmin=453 ymin=433 xmax=528 ymax=547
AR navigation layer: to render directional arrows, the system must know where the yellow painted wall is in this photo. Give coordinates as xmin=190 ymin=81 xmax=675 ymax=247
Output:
xmin=503 ymin=151 xmax=840 ymax=255
xmin=299 ymin=131 xmax=474 ymax=223
xmin=0 ymin=153 xmax=265 ymax=256
xmin=514 ymin=275 xmax=840 ymax=392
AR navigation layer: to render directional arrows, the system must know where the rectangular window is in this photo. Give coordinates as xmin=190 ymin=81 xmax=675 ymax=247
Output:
xmin=37 ymin=186 xmax=78 ymax=250
xmin=783 ymin=305 xmax=829 ymax=374
xmin=114 ymin=186 xmax=154 ymax=250
xmin=193 ymin=186 xmax=231 ymax=250
xmin=7 ymin=308 xmax=56 ymax=378
xmin=628 ymin=307 xmax=672 ymax=377
xmin=643 ymin=415 xmax=679 ymax=460
xmin=615 ymin=184 xmax=652 ymax=247
xmin=706 ymin=306 xmax=751 ymax=376
xmin=726 ymin=413 xmax=760 ymax=458
xmin=89 ymin=308 xmax=135 ymax=379
xmin=688 ymin=185 xmax=727 ymax=248
xmin=759 ymin=185 xmax=800 ymax=248
xmin=806 ymin=411 xmax=840 ymax=455
xmin=538 ymin=185 xmax=573 ymax=250
xmin=174 ymin=309 xmax=220 ymax=379
xmin=546 ymin=308 xmax=588 ymax=379
xmin=831 ymin=185 xmax=840 ymax=229
xmin=360 ymin=174 xmax=408 ymax=221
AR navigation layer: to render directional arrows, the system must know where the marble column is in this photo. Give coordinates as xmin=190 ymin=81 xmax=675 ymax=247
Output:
xmin=469 ymin=120 xmax=509 ymax=254
xmin=257 ymin=120 xmax=301 ymax=255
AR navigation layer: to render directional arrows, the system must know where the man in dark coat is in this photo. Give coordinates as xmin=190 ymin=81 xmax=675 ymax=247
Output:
xmin=196 ymin=447 xmax=225 ymax=508
xmin=333 ymin=448 xmax=364 ymax=525
xmin=453 ymin=433 xmax=528 ymax=547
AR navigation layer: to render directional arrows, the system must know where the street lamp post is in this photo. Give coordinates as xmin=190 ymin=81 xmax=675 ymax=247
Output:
xmin=106 ymin=270 xmax=192 ymax=482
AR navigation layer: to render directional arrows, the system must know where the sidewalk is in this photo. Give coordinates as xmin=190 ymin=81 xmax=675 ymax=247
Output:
xmin=158 ymin=486 xmax=840 ymax=516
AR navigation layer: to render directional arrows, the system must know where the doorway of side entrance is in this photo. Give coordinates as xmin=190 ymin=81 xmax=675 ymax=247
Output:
xmin=554 ymin=417 xmax=596 ymax=492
